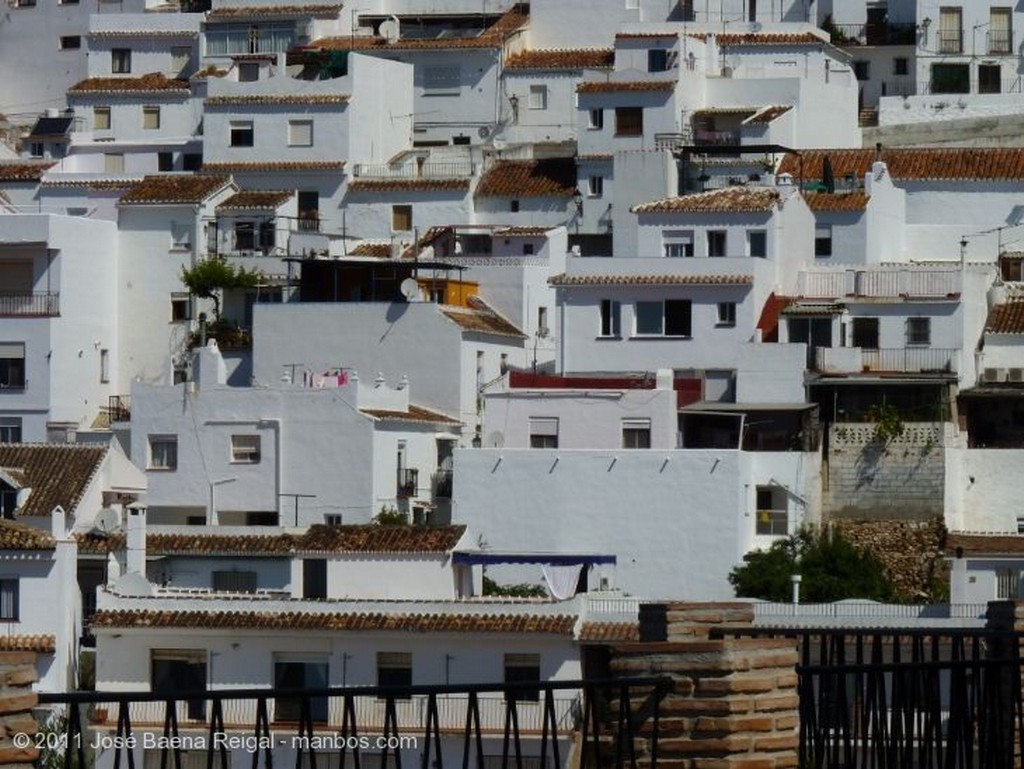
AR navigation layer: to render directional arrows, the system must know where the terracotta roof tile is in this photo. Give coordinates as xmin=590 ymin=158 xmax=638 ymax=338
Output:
xmin=632 ymin=187 xmax=779 ymax=213
xmin=745 ymin=105 xmax=793 ymax=124
xmin=716 ymin=32 xmax=825 ymax=46
xmin=202 ymin=161 xmax=344 ymax=173
xmin=191 ymin=66 xmax=229 ymax=82
xmin=205 ymin=94 xmax=349 ymax=106
xmin=0 ymin=162 xmax=54 ymax=182
xmin=360 ymin=405 xmax=461 ymax=425
xmin=0 ymin=520 xmax=55 ymax=551
xmin=551 ymin=273 xmax=753 ymax=287
xmin=694 ymin=107 xmax=758 ymax=117
xmin=68 ymin=73 xmax=190 ymax=95
xmin=0 ymin=444 xmax=107 ymax=518
xmin=475 ymin=159 xmax=576 ymax=198
xmin=90 ymin=30 xmax=198 ymax=38
xmin=493 ymin=226 xmax=550 ymax=236
xmin=348 ymin=179 xmax=470 ymax=193
xmin=803 ymin=191 xmax=870 ymax=211
xmin=615 ymin=32 xmax=679 ymax=40
xmin=39 ymin=178 xmax=136 ymax=190
xmin=577 ymin=80 xmax=675 ymax=93
xmin=216 ymin=190 xmax=293 ymax=211
xmin=0 ymin=635 xmax=56 ymax=653
xmin=349 ymin=242 xmax=392 ymax=258
xmin=577 ymin=153 xmax=613 ymax=161
xmin=504 ymin=49 xmax=614 ymax=71
xmin=302 ymin=35 xmax=388 ymax=51
xmin=577 ymin=621 xmax=639 ymax=643
xmin=986 ymin=300 xmax=1024 ymax=334
xmin=947 ymin=533 xmax=1024 ymax=556
xmin=441 ymin=297 xmax=526 ymax=338
xmin=206 ymin=4 xmax=342 ymax=19
xmin=778 ymin=148 xmax=1024 ymax=182
xmin=120 ymin=175 xmax=231 ymax=205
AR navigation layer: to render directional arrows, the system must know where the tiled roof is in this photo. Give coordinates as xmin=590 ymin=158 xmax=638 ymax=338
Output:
xmin=40 ymin=178 xmax=136 ymax=190
xmin=441 ymin=297 xmax=526 ymax=338
xmin=206 ymin=4 xmax=342 ymax=19
xmin=216 ymin=190 xmax=293 ymax=211
xmin=504 ymin=49 xmax=614 ymax=71
xmin=803 ymin=191 xmax=870 ymax=211
xmin=0 ymin=520 xmax=55 ymax=551
xmin=78 ymin=524 xmax=467 ymax=556
xmin=778 ymin=148 xmax=1024 ymax=182
xmin=615 ymin=32 xmax=678 ymax=40
xmin=120 ymin=175 xmax=231 ymax=205
xmin=550 ymin=273 xmax=753 ymax=287
xmin=577 ymin=621 xmax=639 ymax=643
xmin=781 ymin=301 xmax=844 ymax=316
xmin=716 ymin=32 xmax=825 ymax=46
xmin=577 ymin=153 xmax=613 ymax=161
xmin=493 ymin=226 xmax=550 ymax=236
xmin=947 ymin=533 xmax=1024 ymax=556
xmin=0 ymin=635 xmax=56 ymax=653
xmin=348 ymin=179 xmax=470 ymax=193
xmin=361 ymin=405 xmax=461 ymax=425
xmin=694 ymin=107 xmax=757 ymax=117
xmin=475 ymin=159 xmax=576 ymax=198
xmin=0 ymin=444 xmax=107 ymax=518
xmin=92 ymin=610 xmax=576 ymax=634
xmin=202 ymin=161 xmax=345 ymax=173
xmin=986 ymin=301 xmax=1024 ymax=334
xmin=205 ymin=94 xmax=349 ymax=106
xmin=632 ymin=187 xmax=779 ymax=213
xmin=191 ymin=66 xmax=229 ymax=82
xmin=577 ymin=80 xmax=675 ymax=93
xmin=68 ymin=73 xmax=190 ymax=95
xmin=349 ymin=242 xmax=392 ymax=258
xmin=0 ymin=162 xmax=54 ymax=182
xmin=746 ymin=105 xmax=793 ymax=124
xmin=90 ymin=30 xmax=198 ymax=38
xmin=301 ymin=35 xmax=388 ymax=51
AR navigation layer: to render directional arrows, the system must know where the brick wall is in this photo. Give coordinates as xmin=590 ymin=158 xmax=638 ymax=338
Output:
xmin=0 ymin=653 xmax=38 ymax=768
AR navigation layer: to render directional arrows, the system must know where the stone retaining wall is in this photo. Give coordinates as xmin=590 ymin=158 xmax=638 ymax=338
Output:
xmin=0 ymin=653 xmax=38 ymax=769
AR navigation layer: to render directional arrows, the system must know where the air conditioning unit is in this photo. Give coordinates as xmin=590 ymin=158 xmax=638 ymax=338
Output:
xmin=984 ymin=367 xmax=1007 ymax=383
xmin=1010 ymin=368 xmax=1024 ymax=383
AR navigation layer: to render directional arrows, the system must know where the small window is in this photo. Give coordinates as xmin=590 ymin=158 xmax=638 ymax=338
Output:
xmin=893 ymin=57 xmax=909 ymax=76
xmin=0 ymin=579 xmax=19 ymax=621
xmin=112 ymin=48 xmax=132 ymax=74
xmin=246 ymin=511 xmax=278 ymax=526
xmin=665 ymin=299 xmax=691 ymax=337
xmin=238 ymin=62 xmax=260 ymax=82
xmin=717 ymin=302 xmax=737 ymax=327
xmin=537 ymin=306 xmax=549 ymax=336
xmin=615 ymin=107 xmax=643 ymax=136
xmin=510 ymin=200 xmax=520 ymax=213
xmin=288 ymin=119 xmax=313 ymax=147
xmin=230 ymin=121 xmax=254 ymax=147
xmin=853 ymin=61 xmax=870 ymax=81
xmin=100 ymin=349 xmax=109 ymax=383
xmin=0 ymin=343 xmax=26 ymax=389
xmin=392 ymin=204 xmax=412 ymax=231
xmin=15 ymin=0 xmax=35 ymax=6
xmin=588 ymin=109 xmax=604 ymax=129
xmin=504 ymin=653 xmax=540 ymax=702
xmin=647 ymin=49 xmax=668 ymax=72
xmin=59 ymin=36 xmax=81 ymax=50
xmin=230 ymin=434 xmax=261 ymax=463
xmin=755 ymin=486 xmax=787 ymax=536
xmin=587 ymin=175 xmax=603 ymax=197
xmin=148 ymin=435 xmax=178 ymax=471
xmin=104 ymin=153 xmax=124 ymax=173
xmin=529 ymin=417 xmax=558 ymax=449
xmin=142 ymin=105 xmax=160 ymax=130
xmin=324 ymin=514 xmax=343 ymax=526
xmin=599 ymin=299 xmax=621 ymax=337
xmin=528 ymin=84 xmax=547 ymax=110
xmin=815 ymin=225 xmax=832 ymax=257
xmin=94 ymin=106 xmax=111 ymax=131
xmin=522 ymin=243 xmax=534 ymax=255
xmin=0 ymin=488 xmax=16 ymax=519
xmin=377 ymin=652 xmax=412 ymax=692
xmin=997 ymin=568 xmax=1020 ymax=599
xmin=708 ymin=230 xmax=727 ymax=257
xmin=906 ymin=317 xmax=931 ymax=346
xmin=635 ymin=301 xmax=663 ymax=335
xmin=29 ymin=143 xmax=43 ymax=158
xmin=621 ymin=419 xmax=651 ymax=449
xmin=212 ymin=570 xmax=257 ymax=592
xmin=235 ymin=221 xmax=255 ymax=251
xmin=852 ymin=317 xmax=879 ymax=350
xmin=158 ymin=152 xmax=174 ymax=172
xmin=0 ymin=417 xmax=22 ymax=444
xmin=171 ymin=293 xmax=190 ymax=322
xmin=1017 ymin=515 xmax=1024 ymax=535
xmin=748 ymin=231 xmax=767 ymax=258
xmin=183 ymin=153 xmax=202 ymax=171
xmin=663 ymin=230 xmax=694 ymax=258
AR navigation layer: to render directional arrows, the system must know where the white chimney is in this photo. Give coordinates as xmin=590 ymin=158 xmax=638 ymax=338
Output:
xmin=125 ymin=503 xmax=147 ymax=576
xmin=50 ymin=505 xmax=66 ymax=538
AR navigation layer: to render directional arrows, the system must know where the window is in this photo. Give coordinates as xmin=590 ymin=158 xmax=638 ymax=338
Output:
xmin=235 ymin=221 xmax=255 ymax=251
xmin=157 ymin=152 xmax=174 ymax=172
xmin=230 ymin=434 xmax=261 ymax=463
xmin=142 ymin=106 xmax=160 ymax=130
xmin=59 ymin=36 xmax=81 ymax=50
xmin=29 ymin=143 xmax=43 ymax=159
xmin=206 ymin=21 xmax=295 ymax=56
xmin=0 ymin=344 xmax=26 ymax=389
xmin=615 ymin=107 xmax=643 ymax=136
xmin=931 ymin=63 xmax=969 ymax=94
xmin=93 ymin=107 xmax=111 ymax=131
xmin=246 ymin=511 xmax=278 ymax=526
xmin=814 ymin=225 xmax=832 ymax=257
xmin=0 ymin=418 xmax=21 ymax=444
xmin=851 ymin=317 xmax=879 ymax=350
xmin=621 ymin=419 xmax=651 ymax=449
xmin=635 ymin=300 xmax=691 ymax=337
xmin=303 ymin=559 xmax=326 ymax=598
xmin=0 ymin=488 xmax=16 ymax=519
xmin=100 ymin=349 xmax=109 ymax=383
xmin=997 ymin=568 xmax=1020 ymax=599
xmin=906 ymin=317 xmax=931 ymax=346
xmin=537 ymin=306 xmax=549 ymax=336
xmin=979 ymin=64 xmax=1002 ymax=94
xmin=529 ymin=417 xmax=558 ymax=449
xmin=510 ymin=199 xmax=520 ymax=213
xmin=171 ymin=293 xmax=190 ymax=322
xmin=111 ymin=48 xmax=132 ymax=74
xmin=990 ymin=8 xmax=1012 ymax=53
xmin=171 ymin=46 xmax=191 ymax=75
xmin=648 ymin=49 xmax=669 ymax=72
xmin=325 ymin=514 xmax=343 ymax=526
xmin=377 ymin=652 xmax=412 ymax=692
xmin=938 ymin=7 xmax=963 ymax=53
xmin=183 ymin=153 xmax=202 ymax=171
xmin=504 ymin=653 xmax=541 ymax=702
xmin=893 ymin=57 xmax=909 ymax=76
xmin=717 ymin=302 xmax=737 ymax=327
xmin=588 ymin=109 xmax=604 ymax=129
xmin=748 ymin=230 xmax=767 ymax=258
xmin=755 ymin=486 xmax=787 ymax=536
xmin=599 ymin=299 xmax=621 ymax=337
xmin=853 ymin=61 xmax=870 ymax=81
xmin=707 ymin=230 xmax=727 ymax=257
xmin=392 ymin=204 xmax=412 ymax=231
xmin=104 ymin=153 xmax=124 ymax=173
xmin=423 ymin=65 xmax=460 ymax=94
xmin=230 ymin=121 xmax=254 ymax=147
xmin=663 ymin=230 xmax=694 ymax=258
xmin=15 ymin=0 xmax=34 ymax=6
xmin=288 ymin=119 xmax=313 ymax=147
xmin=238 ymin=62 xmax=260 ymax=82
xmin=151 ymin=650 xmax=206 ymax=720
xmin=587 ymin=175 xmax=603 ymax=197
xmin=528 ymin=84 xmax=548 ymax=110
xmin=275 ymin=656 xmax=329 ymax=721
xmin=148 ymin=435 xmax=178 ymax=470
xmin=212 ymin=570 xmax=257 ymax=592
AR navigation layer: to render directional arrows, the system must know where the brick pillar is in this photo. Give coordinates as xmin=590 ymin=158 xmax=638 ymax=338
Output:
xmin=0 ymin=653 xmax=39 ymax=768
xmin=609 ymin=602 xmax=799 ymax=769
xmin=986 ymin=600 xmax=1023 ymax=763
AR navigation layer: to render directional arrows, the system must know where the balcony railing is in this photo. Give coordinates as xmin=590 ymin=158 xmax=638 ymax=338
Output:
xmin=813 ymin=346 xmax=958 ymax=374
xmin=433 ymin=469 xmax=452 ymax=499
xmin=352 ymin=161 xmax=476 ymax=178
xmin=988 ymin=30 xmax=1013 ymax=54
xmin=107 ymin=395 xmax=131 ymax=423
xmin=798 ymin=268 xmax=961 ymax=298
xmin=397 ymin=467 xmax=418 ymax=498
xmin=694 ymin=129 xmax=740 ymax=146
xmin=0 ymin=291 xmax=59 ymax=317
xmin=297 ymin=213 xmax=321 ymax=232
xmin=826 ymin=22 xmax=917 ymax=46
xmin=937 ymin=29 xmax=963 ymax=53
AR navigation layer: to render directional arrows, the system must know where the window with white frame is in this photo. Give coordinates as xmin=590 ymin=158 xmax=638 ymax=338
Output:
xmin=142 ymin=105 xmax=160 ymax=130
xmin=755 ymin=486 xmax=787 ymax=536
xmin=717 ymin=302 xmax=737 ymax=327
xmin=815 ymin=225 xmax=833 ymax=257
xmin=288 ymin=119 xmax=313 ymax=147
xmin=748 ymin=230 xmax=767 ymax=258
xmin=0 ymin=344 xmax=26 ymax=389
xmin=707 ymin=230 xmax=726 ymax=257
xmin=906 ymin=317 xmax=931 ymax=346
xmin=230 ymin=121 xmax=254 ymax=147
xmin=148 ymin=435 xmax=178 ymax=470
xmin=423 ymin=65 xmax=461 ymax=94
xmin=111 ymin=48 xmax=132 ymax=74
xmin=588 ymin=109 xmax=604 ymax=129
xmin=93 ymin=106 xmax=111 ymax=131
xmin=0 ymin=579 xmax=18 ymax=620
xmin=504 ymin=653 xmax=541 ymax=702
xmin=171 ymin=292 xmax=190 ymax=322
xmin=377 ymin=652 xmax=412 ymax=690
xmin=599 ymin=299 xmax=621 ymax=337
xmin=230 ymin=434 xmax=261 ymax=463
xmin=587 ymin=175 xmax=603 ymax=197
xmin=621 ymin=418 xmax=651 ymax=449
xmin=0 ymin=417 xmax=21 ymax=443
xmin=663 ymin=230 xmax=694 ymax=258
xmin=104 ymin=153 xmax=124 ymax=173
xmin=635 ymin=300 xmax=691 ymax=337
xmin=529 ymin=417 xmax=558 ymax=449
xmin=997 ymin=568 xmax=1020 ymax=599
xmin=528 ymin=84 xmax=548 ymax=110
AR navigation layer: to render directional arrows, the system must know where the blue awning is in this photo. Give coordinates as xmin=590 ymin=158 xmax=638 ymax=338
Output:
xmin=451 ymin=551 xmax=616 ymax=566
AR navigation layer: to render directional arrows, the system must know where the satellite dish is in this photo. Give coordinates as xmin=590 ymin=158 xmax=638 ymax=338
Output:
xmin=93 ymin=506 xmax=122 ymax=535
xmin=400 ymin=277 xmax=419 ymax=302
xmin=485 ymin=430 xmax=505 ymax=448
xmin=379 ymin=17 xmax=400 ymax=43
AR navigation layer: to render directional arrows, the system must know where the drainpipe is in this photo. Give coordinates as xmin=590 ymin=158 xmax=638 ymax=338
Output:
xmin=259 ymin=418 xmax=283 ymax=525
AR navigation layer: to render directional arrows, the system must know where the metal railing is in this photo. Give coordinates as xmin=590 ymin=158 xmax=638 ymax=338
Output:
xmin=352 ymin=161 xmax=476 ymax=179
xmin=988 ymin=30 xmax=1013 ymax=54
xmin=937 ymin=29 xmax=963 ymax=53
xmin=397 ymin=468 xmax=418 ymax=498
xmin=826 ymin=22 xmax=917 ymax=46
xmin=107 ymin=395 xmax=131 ymax=423
xmin=0 ymin=291 xmax=59 ymax=317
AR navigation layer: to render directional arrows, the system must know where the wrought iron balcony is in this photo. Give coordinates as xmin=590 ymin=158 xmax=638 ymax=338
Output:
xmin=0 ymin=291 xmax=59 ymax=317
xmin=397 ymin=467 xmax=418 ymax=498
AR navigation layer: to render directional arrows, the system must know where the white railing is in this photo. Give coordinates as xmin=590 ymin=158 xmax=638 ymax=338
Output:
xmin=581 ymin=594 xmax=640 ymax=619
xmin=351 ymin=161 xmax=475 ymax=179
xmin=799 ymin=268 xmax=962 ymax=299
xmin=815 ymin=346 xmax=958 ymax=374
xmin=754 ymin=602 xmax=990 ymax=621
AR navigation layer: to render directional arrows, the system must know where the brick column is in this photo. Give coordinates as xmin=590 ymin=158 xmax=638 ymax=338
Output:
xmin=0 ymin=653 xmax=39 ymax=768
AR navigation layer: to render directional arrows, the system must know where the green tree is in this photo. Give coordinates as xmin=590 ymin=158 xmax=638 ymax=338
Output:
xmin=373 ymin=505 xmax=409 ymax=525
xmin=180 ymin=256 xmax=262 ymax=320
xmin=729 ymin=527 xmax=895 ymax=603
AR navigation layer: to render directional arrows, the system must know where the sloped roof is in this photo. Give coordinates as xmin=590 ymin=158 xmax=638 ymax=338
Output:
xmin=349 ymin=242 xmax=392 ymax=258
xmin=0 ymin=444 xmax=107 ymax=518
xmin=202 ymin=161 xmax=344 ymax=173
xmin=714 ymin=32 xmax=825 ymax=46
xmin=206 ymin=4 xmax=342 ymax=19
xmin=779 ymin=148 xmax=1024 ymax=182
xmin=0 ymin=520 xmax=55 ymax=551
xmin=360 ymin=405 xmax=461 ymax=425
xmin=577 ymin=621 xmax=639 ymax=643
xmin=216 ymin=190 xmax=293 ymax=211
xmin=947 ymin=532 xmax=1024 ymax=556
xmin=26 ymin=116 xmax=73 ymax=139
xmin=550 ymin=273 xmax=753 ymax=287
xmin=803 ymin=191 xmax=870 ymax=211
xmin=348 ymin=179 xmax=470 ymax=193
xmin=0 ymin=162 xmax=55 ymax=182
xmin=0 ymin=635 xmax=56 ymax=653
xmin=745 ymin=105 xmax=793 ymax=124
xmin=120 ymin=175 xmax=231 ymax=205
xmin=441 ymin=297 xmax=526 ymax=338
xmin=577 ymin=80 xmax=675 ymax=93
xmin=504 ymin=49 xmax=614 ymax=70
xmin=986 ymin=300 xmax=1024 ymax=334
xmin=632 ymin=187 xmax=779 ymax=213
xmin=204 ymin=94 xmax=349 ymax=106
xmin=475 ymin=159 xmax=576 ymax=198
xmin=68 ymin=73 xmax=190 ymax=95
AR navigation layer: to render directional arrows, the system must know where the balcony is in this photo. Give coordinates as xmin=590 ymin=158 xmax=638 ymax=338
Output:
xmin=797 ymin=268 xmax=961 ymax=299
xmin=813 ymin=346 xmax=958 ymax=375
xmin=988 ymin=30 xmax=1013 ymax=54
xmin=296 ymin=212 xmax=320 ymax=232
xmin=107 ymin=395 xmax=131 ymax=423
xmin=0 ymin=291 xmax=59 ymax=317
xmin=397 ymin=467 xmax=418 ymax=498
xmin=433 ymin=469 xmax=453 ymax=499
xmin=937 ymin=29 xmax=963 ymax=54
xmin=825 ymin=22 xmax=917 ymax=46
xmin=351 ymin=161 xmax=476 ymax=179
xmin=694 ymin=129 xmax=740 ymax=147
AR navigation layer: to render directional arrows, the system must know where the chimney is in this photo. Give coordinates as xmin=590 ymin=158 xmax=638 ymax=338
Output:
xmin=125 ymin=503 xmax=147 ymax=576
xmin=50 ymin=505 xmax=66 ymax=538
xmin=193 ymin=339 xmax=227 ymax=389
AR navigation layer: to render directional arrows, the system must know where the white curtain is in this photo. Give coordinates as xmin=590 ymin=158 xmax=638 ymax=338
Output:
xmin=541 ymin=564 xmax=583 ymax=600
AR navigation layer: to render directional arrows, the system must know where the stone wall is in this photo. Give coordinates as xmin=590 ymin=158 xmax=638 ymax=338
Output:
xmin=832 ymin=518 xmax=948 ymax=601
xmin=0 ymin=653 xmax=38 ymax=768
